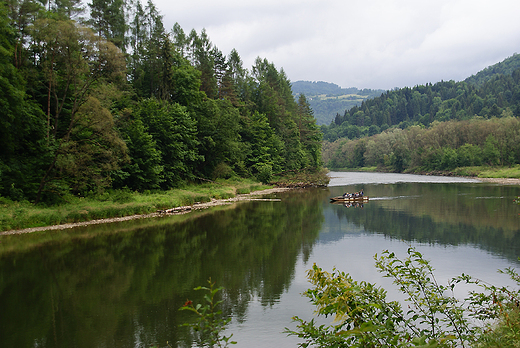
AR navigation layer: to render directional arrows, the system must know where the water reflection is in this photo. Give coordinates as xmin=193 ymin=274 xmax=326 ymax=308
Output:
xmin=1 ymin=173 xmax=520 ymax=348
xmin=326 ymin=182 xmax=520 ymax=263
xmin=0 ymin=188 xmax=329 ymax=348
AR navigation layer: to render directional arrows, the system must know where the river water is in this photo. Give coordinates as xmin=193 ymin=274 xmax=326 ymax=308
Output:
xmin=1 ymin=172 xmax=520 ymax=347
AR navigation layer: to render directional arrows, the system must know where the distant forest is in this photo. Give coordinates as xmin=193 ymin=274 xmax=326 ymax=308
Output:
xmin=291 ymin=81 xmax=384 ymax=126
xmin=322 ymin=54 xmax=520 ymax=172
xmin=322 ymin=54 xmax=520 ymax=142
xmin=0 ymin=0 xmax=321 ymax=203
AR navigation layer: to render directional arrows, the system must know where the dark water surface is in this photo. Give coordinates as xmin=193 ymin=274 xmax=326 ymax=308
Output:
xmin=1 ymin=172 xmax=520 ymax=347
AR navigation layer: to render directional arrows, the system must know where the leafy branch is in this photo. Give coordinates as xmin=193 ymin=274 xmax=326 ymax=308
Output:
xmin=287 ymin=247 xmax=520 ymax=348
xmin=179 ymin=278 xmax=236 ymax=348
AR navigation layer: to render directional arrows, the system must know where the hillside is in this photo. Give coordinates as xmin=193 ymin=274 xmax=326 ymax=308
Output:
xmin=465 ymin=53 xmax=520 ymax=86
xmin=321 ymin=54 xmax=520 ymax=142
xmin=291 ymin=81 xmax=385 ymax=125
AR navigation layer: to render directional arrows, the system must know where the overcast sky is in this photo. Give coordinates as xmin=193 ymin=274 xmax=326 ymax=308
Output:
xmin=153 ymin=0 xmax=520 ymax=90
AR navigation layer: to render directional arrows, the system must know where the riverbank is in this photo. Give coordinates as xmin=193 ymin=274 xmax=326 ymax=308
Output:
xmin=0 ymin=169 xmax=329 ymax=234
xmin=0 ymin=168 xmax=330 ymax=235
xmin=2 ymin=167 xmax=516 ymax=236
xmin=473 ymin=177 xmax=520 ymax=185
xmin=0 ymin=187 xmax=291 ymax=236
xmin=330 ymin=165 xmax=520 ymax=185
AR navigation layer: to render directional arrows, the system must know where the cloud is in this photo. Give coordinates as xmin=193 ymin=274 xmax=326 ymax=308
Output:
xmin=156 ymin=0 xmax=520 ymax=90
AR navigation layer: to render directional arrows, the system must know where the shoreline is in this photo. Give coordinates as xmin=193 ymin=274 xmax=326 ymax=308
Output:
xmin=0 ymin=188 xmax=292 ymax=236
xmin=2 ymin=175 xmax=519 ymax=236
xmin=473 ymin=177 xmax=520 ymax=185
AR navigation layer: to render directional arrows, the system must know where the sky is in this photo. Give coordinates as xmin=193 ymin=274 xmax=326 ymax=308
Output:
xmin=153 ymin=0 xmax=520 ymax=90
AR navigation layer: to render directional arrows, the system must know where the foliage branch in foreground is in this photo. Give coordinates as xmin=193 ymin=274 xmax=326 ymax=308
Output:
xmin=179 ymin=278 xmax=236 ymax=348
xmin=286 ymin=247 xmax=520 ymax=347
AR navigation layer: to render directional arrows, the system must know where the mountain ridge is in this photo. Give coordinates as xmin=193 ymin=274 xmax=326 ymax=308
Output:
xmin=291 ymin=81 xmax=385 ymax=125
xmin=320 ymin=53 xmax=520 ymax=142
xmin=294 ymin=53 xmax=520 ymax=126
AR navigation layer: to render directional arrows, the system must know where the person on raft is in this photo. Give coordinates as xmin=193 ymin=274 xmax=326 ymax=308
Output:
xmin=343 ymin=189 xmax=363 ymax=198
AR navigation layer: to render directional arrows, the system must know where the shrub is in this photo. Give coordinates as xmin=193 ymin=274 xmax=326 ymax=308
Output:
xmin=213 ymin=163 xmax=234 ymax=179
xmin=255 ymin=163 xmax=273 ymax=184
xmin=179 ymin=279 xmax=236 ymax=348
xmin=286 ymin=247 xmax=520 ymax=347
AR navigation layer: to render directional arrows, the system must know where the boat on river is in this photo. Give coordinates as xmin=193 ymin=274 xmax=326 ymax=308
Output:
xmin=330 ymin=195 xmax=369 ymax=202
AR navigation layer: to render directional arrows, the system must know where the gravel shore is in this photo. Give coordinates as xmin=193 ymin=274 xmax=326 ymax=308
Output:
xmin=474 ymin=177 xmax=520 ymax=185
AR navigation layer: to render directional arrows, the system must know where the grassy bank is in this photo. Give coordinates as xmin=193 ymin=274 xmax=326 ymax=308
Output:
xmin=329 ymin=165 xmax=520 ymax=179
xmin=0 ymin=178 xmax=269 ymax=232
xmin=453 ymin=164 xmax=520 ymax=178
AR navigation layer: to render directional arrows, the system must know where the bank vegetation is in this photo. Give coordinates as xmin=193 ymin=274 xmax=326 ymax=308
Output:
xmin=323 ymin=117 xmax=520 ymax=177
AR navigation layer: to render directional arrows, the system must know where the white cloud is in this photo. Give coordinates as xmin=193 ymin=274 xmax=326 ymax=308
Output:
xmin=154 ymin=0 xmax=520 ymax=89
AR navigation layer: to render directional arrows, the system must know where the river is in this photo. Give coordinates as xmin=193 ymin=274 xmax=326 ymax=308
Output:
xmin=1 ymin=172 xmax=519 ymax=347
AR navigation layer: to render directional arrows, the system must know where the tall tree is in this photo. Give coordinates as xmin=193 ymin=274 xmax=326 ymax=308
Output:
xmin=56 ymin=95 xmax=128 ymax=195
xmin=136 ymin=98 xmax=200 ymax=188
xmin=192 ymin=28 xmax=217 ymax=98
xmin=172 ymin=22 xmax=187 ymax=57
xmin=189 ymin=98 xmax=241 ymax=178
xmin=297 ymin=94 xmax=322 ymax=167
xmin=88 ymin=0 xmax=127 ymax=50
xmin=30 ymin=19 xmax=127 ymax=202
xmin=115 ymin=115 xmax=164 ymax=191
xmin=48 ymin=0 xmax=84 ymax=20
xmin=252 ymin=58 xmax=307 ymax=170
xmin=0 ymin=3 xmax=47 ymax=200
xmin=226 ymin=48 xmax=253 ymax=106
xmin=240 ymin=111 xmax=284 ymax=174
xmin=144 ymin=0 xmax=166 ymax=98
xmin=5 ymin=0 xmax=44 ymax=68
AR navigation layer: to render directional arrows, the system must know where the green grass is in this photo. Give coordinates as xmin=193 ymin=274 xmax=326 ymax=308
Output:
xmin=331 ymin=165 xmax=520 ymax=179
xmin=476 ymin=305 xmax=520 ymax=348
xmin=0 ymin=178 xmax=271 ymax=232
xmin=453 ymin=165 xmax=520 ymax=178
xmin=478 ymin=165 xmax=520 ymax=179
xmin=328 ymin=166 xmax=381 ymax=172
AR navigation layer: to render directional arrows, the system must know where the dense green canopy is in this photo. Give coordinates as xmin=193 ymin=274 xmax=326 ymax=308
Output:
xmin=322 ymin=54 xmax=520 ymax=143
xmin=321 ymin=54 xmax=520 ymax=172
xmin=0 ymin=0 xmax=322 ymax=203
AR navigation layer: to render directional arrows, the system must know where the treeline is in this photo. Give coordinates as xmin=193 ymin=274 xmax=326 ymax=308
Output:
xmin=0 ymin=0 xmax=321 ymax=203
xmin=321 ymin=54 xmax=520 ymax=142
xmin=322 ymin=117 xmax=520 ymax=172
xmin=465 ymin=53 xmax=520 ymax=86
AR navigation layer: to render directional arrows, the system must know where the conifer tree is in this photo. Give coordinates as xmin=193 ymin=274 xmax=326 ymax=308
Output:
xmin=48 ymin=0 xmax=84 ymax=20
xmin=88 ymin=0 xmax=127 ymax=50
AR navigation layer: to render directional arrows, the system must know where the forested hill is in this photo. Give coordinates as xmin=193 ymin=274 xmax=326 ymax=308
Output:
xmin=465 ymin=53 xmax=520 ymax=86
xmin=0 ymin=1 xmax=322 ymax=203
xmin=291 ymin=81 xmax=384 ymax=125
xmin=321 ymin=54 xmax=520 ymax=142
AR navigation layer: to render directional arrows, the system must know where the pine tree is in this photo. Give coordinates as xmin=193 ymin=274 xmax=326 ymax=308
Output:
xmin=48 ymin=0 xmax=84 ymax=20
xmin=88 ymin=0 xmax=127 ymax=50
xmin=6 ymin=0 xmax=44 ymax=68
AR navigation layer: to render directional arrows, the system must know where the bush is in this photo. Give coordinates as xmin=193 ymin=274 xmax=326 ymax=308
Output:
xmin=179 ymin=279 xmax=236 ymax=348
xmin=286 ymin=247 xmax=520 ymax=347
xmin=255 ymin=163 xmax=273 ymax=184
xmin=213 ymin=163 xmax=234 ymax=179
xmin=110 ymin=189 xmax=134 ymax=203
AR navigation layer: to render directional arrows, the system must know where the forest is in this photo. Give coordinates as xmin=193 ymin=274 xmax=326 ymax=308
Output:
xmin=321 ymin=54 xmax=520 ymax=172
xmin=322 ymin=53 xmax=520 ymax=142
xmin=0 ymin=0 xmax=322 ymax=204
